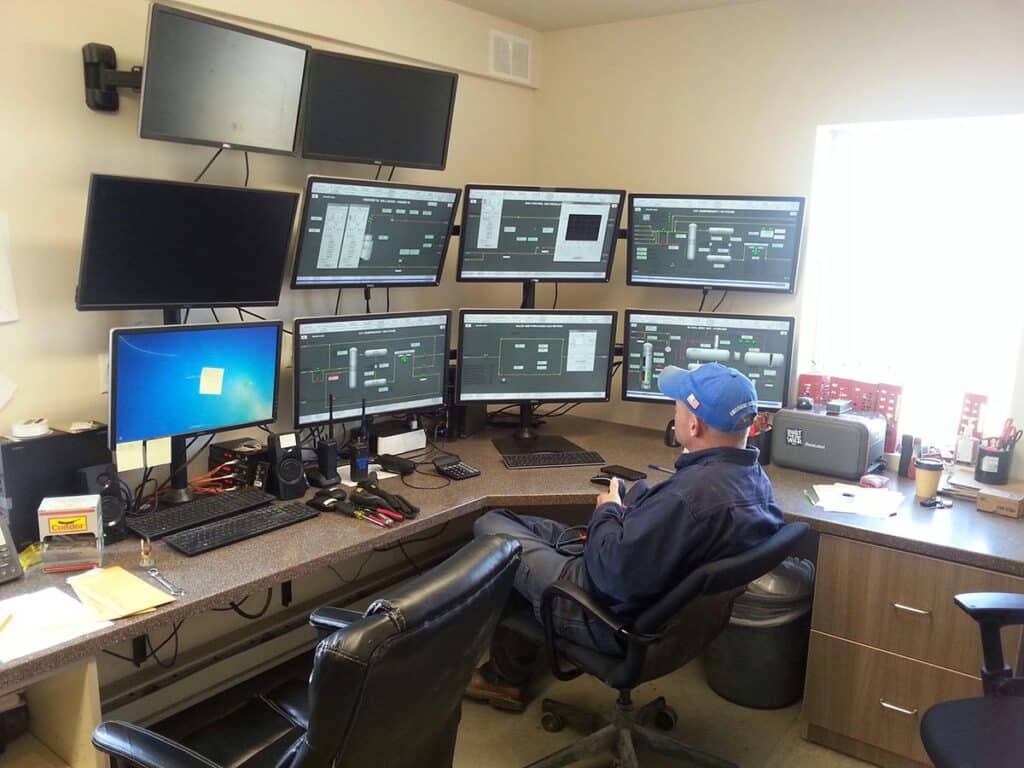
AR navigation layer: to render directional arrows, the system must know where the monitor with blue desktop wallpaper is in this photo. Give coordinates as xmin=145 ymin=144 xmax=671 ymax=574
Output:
xmin=109 ymin=322 xmax=282 ymax=446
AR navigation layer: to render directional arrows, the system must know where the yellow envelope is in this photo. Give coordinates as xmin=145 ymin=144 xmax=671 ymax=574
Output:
xmin=68 ymin=566 xmax=175 ymax=621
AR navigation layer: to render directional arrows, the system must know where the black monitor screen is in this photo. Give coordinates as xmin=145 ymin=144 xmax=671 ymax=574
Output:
xmin=628 ymin=195 xmax=804 ymax=292
xmin=140 ymin=4 xmax=307 ymax=154
xmin=458 ymin=186 xmax=625 ymax=282
xmin=291 ymin=177 xmax=460 ymax=288
xmin=76 ymin=175 xmax=298 ymax=310
xmin=294 ymin=312 xmax=451 ymax=426
xmin=622 ymin=311 xmax=795 ymax=410
xmin=301 ymin=50 xmax=458 ymax=170
xmin=458 ymin=311 xmax=617 ymax=404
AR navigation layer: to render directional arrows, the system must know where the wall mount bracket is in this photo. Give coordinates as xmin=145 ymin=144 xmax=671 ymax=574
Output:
xmin=82 ymin=43 xmax=142 ymax=112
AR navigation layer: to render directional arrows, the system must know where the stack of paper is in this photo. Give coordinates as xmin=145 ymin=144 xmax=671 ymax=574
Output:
xmin=0 ymin=587 xmax=111 ymax=663
xmin=940 ymin=469 xmax=982 ymax=500
xmin=68 ymin=566 xmax=175 ymax=621
xmin=811 ymin=483 xmax=905 ymax=518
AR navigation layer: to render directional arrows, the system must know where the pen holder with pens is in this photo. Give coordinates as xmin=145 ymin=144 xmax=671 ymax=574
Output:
xmin=748 ymin=427 xmax=772 ymax=466
xmin=976 ymin=445 xmax=1013 ymax=485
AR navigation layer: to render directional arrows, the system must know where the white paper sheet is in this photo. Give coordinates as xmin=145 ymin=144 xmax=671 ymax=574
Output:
xmin=0 ymin=213 xmax=17 ymax=323
xmin=0 ymin=587 xmax=111 ymax=663
xmin=811 ymin=483 xmax=904 ymax=517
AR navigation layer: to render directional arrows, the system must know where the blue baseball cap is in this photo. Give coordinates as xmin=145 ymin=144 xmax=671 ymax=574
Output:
xmin=657 ymin=363 xmax=759 ymax=432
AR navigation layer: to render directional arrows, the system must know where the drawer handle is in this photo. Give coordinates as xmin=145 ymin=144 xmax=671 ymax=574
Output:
xmin=879 ymin=699 xmax=919 ymax=717
xmin=892 ymin=602 xmax=931 ymax=617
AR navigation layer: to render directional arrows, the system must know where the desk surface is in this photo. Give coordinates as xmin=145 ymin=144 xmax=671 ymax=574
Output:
xmin=3 ymin=415 xmax=1024 ymax=690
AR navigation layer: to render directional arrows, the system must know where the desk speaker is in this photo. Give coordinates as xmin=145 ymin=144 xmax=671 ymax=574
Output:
xmin=268 ymin=432 xmax=307 ymax=500
xmin=77 ymin=463 xmax=126 ymax=544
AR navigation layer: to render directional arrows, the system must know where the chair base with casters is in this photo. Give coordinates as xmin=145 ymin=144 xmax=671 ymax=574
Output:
xmin=527 ymin=689 xmax=736 ymax=768
xmin=503 ymin=522 xmax=809 ymax=768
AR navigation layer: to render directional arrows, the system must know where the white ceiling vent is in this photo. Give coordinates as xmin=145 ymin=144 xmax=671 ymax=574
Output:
xmin=490 ymin=30 xmax=532 ymax=84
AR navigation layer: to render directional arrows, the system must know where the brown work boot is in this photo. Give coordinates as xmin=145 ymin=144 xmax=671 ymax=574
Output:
xmin=464 ymin=664 xmax=526 ymax=712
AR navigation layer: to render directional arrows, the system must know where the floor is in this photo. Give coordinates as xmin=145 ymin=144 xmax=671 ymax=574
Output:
xmin=454 ymin=658 xmax=872 ymax=767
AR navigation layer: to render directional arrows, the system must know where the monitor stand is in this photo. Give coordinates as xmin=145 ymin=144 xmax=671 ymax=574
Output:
xmin=162 ymin=306 xmax=194 ymax=504
xmin=491 ymin=402 xmax=586 ymax=456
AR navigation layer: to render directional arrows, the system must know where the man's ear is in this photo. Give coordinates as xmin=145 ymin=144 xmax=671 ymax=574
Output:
xmin=690 ymin=415 xmax=704 ymax=439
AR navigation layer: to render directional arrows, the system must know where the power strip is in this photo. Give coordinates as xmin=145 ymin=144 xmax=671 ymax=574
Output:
xmin=375 ymin=428 xmax=426 ymax=456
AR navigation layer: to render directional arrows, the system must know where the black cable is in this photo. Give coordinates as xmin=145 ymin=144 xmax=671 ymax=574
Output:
xmin=364 ymin=286 xmax=371 ymax=314
xmin=711 ymin=290 xmax=728 ymax=312
xmin=182 ymin=308 xmax=190 ymax=324
xmin=698 ymin=287 xmax=709 ymax=312
xmin=400 ymin=466 xmax=451 ymax=490
xmin=103 ymin=620 xmax=183 ymax=665
xmin=374 ymin=521 xmax=449 ymax=551
xmin=225 ymin=588 xmax=273 ymax=620
xmin=335 ymin=289 xmax=343 ymax=315
xmin=194 ymin=148 xmax=223 ymax=183
xmin=552 ymin=283 xmax=558 ymax=309
xmin=243 ymin=151 xmax=250 ymax=187
xmin=327 ymin=550 xmax=376 ymax=585
xmin=387 ymin=166 xmax=396 ymax=181
xmin=395 ymin=541 xmax=422 ymax=574
xmin=210 ymin=307 xmax=219 ymax=323
xmin=237 ymin=308 xmax=244 ymax=322
xmin=375 ymin=166 xmax=382 ymax=180
xmin=386 ymin=287 xmax=391 ymax=312
xmin=236 ymin=307 xmax=292 ymax=334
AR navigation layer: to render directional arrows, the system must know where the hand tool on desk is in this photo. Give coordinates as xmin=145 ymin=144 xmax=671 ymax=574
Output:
xmin=147 ymin=567 xmax=185 ymax=596
xmin=335 ymin=500 xmax=391 ymax=528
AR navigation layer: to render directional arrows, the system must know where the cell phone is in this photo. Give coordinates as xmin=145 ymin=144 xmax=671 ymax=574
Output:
xmin=600 ymin=465 xmax=646 ymax=482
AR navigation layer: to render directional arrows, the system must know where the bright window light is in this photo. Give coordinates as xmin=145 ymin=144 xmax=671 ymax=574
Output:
xmin=799 ymin=115 xmax=1024 ymax=442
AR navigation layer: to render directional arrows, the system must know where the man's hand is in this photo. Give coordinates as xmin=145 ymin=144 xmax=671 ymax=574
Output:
xmin=596 ymin=479 xmax=623 ymax=508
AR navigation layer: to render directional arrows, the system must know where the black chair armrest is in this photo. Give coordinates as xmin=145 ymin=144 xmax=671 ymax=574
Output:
xmin=956 ymin=593 xmax=1024 ymax=694
xmin=309 ymin=607 xmax=363 ymax=640
xmin=93 ymin=722 xmax=222 ymax=768
xmin=539 ymin=580 xmax=658 ymax=681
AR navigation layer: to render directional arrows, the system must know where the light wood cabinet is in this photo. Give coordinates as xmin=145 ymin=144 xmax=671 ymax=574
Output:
xmin=804 ymin=535 xmax=1024 ymax=767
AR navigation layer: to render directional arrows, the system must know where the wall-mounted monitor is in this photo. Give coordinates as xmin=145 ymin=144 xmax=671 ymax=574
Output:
xmin=622 ymin=310 xmax=795 ymax=410
xmin=457 ymin=186 xmax=626 ymax=282
xmin=140 ymin=3 xmax=308 ymax=155
xmin=301 ymin=50 xmax=458 ymax=170
xmin=291 ymin=177 xmax=460 ymax=288
xmin=627 ymin=194 xmax=805 ymax=292
xmin=76 ymin=175 xmax=299 ymax=310
xmin=293 ymin=311 xmax=451 ymax=426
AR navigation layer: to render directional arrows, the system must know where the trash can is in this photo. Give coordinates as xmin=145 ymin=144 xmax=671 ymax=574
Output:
xmin=704 ymin=557 xmax=815 ymax=709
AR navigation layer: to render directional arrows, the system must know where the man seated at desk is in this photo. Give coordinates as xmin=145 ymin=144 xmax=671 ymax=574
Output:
xmin=468 ymin=363 xmax=784 ymax=711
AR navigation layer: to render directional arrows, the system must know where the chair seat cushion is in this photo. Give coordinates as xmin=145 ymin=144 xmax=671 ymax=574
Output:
xmin=180 ymin=698 xmax=302 ymax=768
xmin=264 ymin=679 xmax=310 ymax=731
xmin=921 ymin=696 xmax=1024 ymax=768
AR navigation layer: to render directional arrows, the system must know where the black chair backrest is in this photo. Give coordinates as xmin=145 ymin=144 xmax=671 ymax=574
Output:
xmin=290 ymin=534 xmax=521 ymax=768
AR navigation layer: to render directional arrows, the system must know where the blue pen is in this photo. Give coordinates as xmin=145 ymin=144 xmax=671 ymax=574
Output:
xmin=648 ymin=464 xmax=674 ymax=475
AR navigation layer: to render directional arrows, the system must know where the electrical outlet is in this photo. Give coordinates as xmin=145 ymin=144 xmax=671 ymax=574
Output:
xmin=281 ymin=331 xmax=293 ymax=369
xmin=98 ymin=353 xmax=109 ymax=394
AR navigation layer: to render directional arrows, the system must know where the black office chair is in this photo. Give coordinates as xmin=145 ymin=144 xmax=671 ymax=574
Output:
xmin=92 ymin=534 xmax=522 ymax=768
xmin=920 ymin=592 xmax=1024 ymax=768
xmin=500 ymin=521 xmax=808 ymax=768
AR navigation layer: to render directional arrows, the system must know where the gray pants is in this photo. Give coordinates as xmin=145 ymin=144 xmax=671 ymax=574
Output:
xmin=474 ymin=510 xmax=622 ymax=683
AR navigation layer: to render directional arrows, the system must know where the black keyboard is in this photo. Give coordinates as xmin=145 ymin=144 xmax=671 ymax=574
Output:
xmin=502 ymin=451 xmax=605 ymax=470
xmin=164 ymin=503 xmax=320 ymax=556
xmin=126 ymin=487 xmax=276 ymax=540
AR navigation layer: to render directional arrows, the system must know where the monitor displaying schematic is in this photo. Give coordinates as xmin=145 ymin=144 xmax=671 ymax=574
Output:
xmin=291 ymin=177 xmax=460 ymax=288
xmin=627 ymin=195 xmax=805 ymax=292
xmin=293 ymin=311 xmax=451 ymax=426
xmin=622 ymin=311 xmax=795 ymax=410
xmin=457 ymin=186 xmax=626 ymax=282
xmin=457 ymin=310 xmax=617 ymax=404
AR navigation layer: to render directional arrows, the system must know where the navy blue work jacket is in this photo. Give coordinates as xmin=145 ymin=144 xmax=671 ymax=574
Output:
xmin=582 ymin=446 xmax=784 ymax=617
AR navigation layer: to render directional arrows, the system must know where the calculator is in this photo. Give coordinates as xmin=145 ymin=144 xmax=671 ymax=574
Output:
xmin=433 ymin=455 xmax=481 ymax=480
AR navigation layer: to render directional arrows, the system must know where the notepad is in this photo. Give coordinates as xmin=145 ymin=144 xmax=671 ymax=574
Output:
xmin=67 ymin=566 xmax=175 ymax=621
xmin=0 ymin=588 xmax=111 ymax=663
xmin=811 ymin=483 xmax=904 ymax=518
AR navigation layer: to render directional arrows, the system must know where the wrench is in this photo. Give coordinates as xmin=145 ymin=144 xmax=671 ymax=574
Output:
xmin=147 ymin=568 xmax=185 ymax=597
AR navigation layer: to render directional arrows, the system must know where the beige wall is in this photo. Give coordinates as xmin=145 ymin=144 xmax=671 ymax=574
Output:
xmin=536 ymin=0 xmax=1024 ymax=433
xmin=0 ymin=0 xmax=540 ymax=434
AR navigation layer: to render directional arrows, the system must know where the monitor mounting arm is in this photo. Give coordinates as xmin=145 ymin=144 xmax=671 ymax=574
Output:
xmin=82 ymin=43 xmax=142 ymax=112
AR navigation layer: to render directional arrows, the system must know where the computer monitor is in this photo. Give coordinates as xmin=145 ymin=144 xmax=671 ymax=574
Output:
xmin=622 ymin=311 xmax=795 ymax=410
xmin=457 ymin=186 xmax=626 ymax=283
xmin=290 ymin=177 xmax=461 ymax=289
xmin=140 ymin=4 xmax=308 ymax=155
xmin=458 ymin=310 xmax=617 ymax=455
xmin=109 ymin=322 xmax=282 ymax=447
xmin=76 ymin=175 xmax=299 ymax=311
xmin=627 ymin=194 xmax=805 ymax=292
xmin=301 ymin=50 xmax=458 ymax=170
xmin=293 ymin=311 xmax=452 ymax=427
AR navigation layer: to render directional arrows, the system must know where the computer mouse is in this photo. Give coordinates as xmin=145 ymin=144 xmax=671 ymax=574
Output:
xmin=796 ymin=396 xmax=814 ymax=411
xmin=315 ymin=487 xmax=347 ymax=500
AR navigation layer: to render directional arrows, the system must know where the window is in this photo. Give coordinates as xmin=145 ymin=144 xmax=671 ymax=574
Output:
xmin=800 ymin=115 xmax=1024 ymax=440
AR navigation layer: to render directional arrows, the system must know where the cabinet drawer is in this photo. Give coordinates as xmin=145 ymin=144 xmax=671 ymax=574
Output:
xmin=812 ymin=535 xmax=1023 ymax=674
xmin=805 ymin=631 xmax=980 ymax=764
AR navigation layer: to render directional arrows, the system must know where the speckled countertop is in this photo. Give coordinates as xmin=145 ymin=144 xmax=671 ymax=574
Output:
xmin=2 ymin=415 xmax=1023 ymax=691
